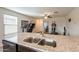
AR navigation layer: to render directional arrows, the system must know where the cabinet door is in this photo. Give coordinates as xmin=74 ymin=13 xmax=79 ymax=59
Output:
xmin=18 ymin=45 xmax=38 ymax=52
xmin=2 ymin=40 xmax=16 ymax=52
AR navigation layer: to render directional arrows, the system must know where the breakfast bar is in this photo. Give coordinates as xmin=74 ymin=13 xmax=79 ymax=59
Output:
xmin=3 ymin=33 xmax=79 ymax=52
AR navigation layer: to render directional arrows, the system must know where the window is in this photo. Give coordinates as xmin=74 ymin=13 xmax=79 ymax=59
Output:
xmin=4 ymin=15 xmax=17 ymax=38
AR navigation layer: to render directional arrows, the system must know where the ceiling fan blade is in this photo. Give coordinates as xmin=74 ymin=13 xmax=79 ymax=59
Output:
xmin=48 ymin=15 xmax=52 ymax=18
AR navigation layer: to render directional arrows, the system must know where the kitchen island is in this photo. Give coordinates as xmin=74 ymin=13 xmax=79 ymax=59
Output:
xmin=3 ymin=33 xmax=79 ymax=52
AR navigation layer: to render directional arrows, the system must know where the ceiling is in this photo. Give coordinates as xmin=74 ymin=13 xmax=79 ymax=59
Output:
xmin=5 ymin=7 xmax=74 ymax=18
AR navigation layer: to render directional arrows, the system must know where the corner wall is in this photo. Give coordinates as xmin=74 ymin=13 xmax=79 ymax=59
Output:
xmin=66 ymin=8 xmax=79 ymax=36
xmin=48 ymin=17 xmax=66 ymax=34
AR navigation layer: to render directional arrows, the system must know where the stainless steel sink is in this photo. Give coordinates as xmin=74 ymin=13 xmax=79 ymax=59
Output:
xmin=38 ymin=39 xmax=56 ymax=47
xmin=33 ymin=38 xmax=41 ymax=43
xmin=23 ymin=37 xmax=33 ymax=43
xmin=23 ymin=37 xmax=41 ymax=43
xmin=24 ymin=37 xmax=56 ymax=47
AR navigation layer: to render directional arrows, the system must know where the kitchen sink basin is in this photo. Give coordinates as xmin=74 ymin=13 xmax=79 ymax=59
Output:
xmin=24 ymin=37 xmax=33 ymax=43
xmin=23 ymin=37 xmax=41 ymax=43
xmin=38 ymin=39 xmax=45 ymax=45
xmin=24 ymin=37 xmax=56 ymax=48
xmin=38 ymin=39 xmax=56 ymax=47
xmin=33 ymin=38 xmax=41 ymax=43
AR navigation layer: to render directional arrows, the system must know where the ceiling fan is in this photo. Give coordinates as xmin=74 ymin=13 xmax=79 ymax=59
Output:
xmin=44 ymin=11 xmax=58 ymax=19
xmin=44 ymin=14 xmax=52 ymax=19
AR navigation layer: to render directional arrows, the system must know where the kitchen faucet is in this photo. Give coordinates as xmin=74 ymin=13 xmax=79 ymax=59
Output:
xmin=40 ymin=31 xmax=44 ymax=37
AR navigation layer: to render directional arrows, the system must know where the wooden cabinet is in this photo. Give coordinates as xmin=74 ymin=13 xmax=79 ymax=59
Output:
xmin=2 ymin=40 xmax=39 ymax=52
xmin=2 ymin=40 xmax=17 ymax=52
xmin=18 ymin=45 xmax=38 ymax=52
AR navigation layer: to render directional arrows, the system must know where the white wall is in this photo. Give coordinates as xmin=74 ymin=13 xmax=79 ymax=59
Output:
xmin=66 ymin=8 xmax=79 ymax=36
xmin=48 ymin=17 xmax=66 ymax=34
xmin=0 ymin=7 xmax=35 ymax=50
xmin=0 ymin=13 xmax=4 ymax=43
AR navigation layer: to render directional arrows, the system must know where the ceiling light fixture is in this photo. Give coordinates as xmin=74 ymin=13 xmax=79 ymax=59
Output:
xmin=44 ymin=16 xmax=48 ymax=19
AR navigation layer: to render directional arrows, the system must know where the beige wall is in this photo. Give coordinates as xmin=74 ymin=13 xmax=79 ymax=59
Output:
xmin=33 ymin=19 xmax=43 ymax=33
xmin=66 ymin=8 xmax=79 ymax=36
xmin=33 ymin=17 xmax=66 ymax=34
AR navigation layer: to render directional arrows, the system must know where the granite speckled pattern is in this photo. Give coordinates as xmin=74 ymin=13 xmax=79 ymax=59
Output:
xmin=18 ymin=33 xmax=79 ymax=52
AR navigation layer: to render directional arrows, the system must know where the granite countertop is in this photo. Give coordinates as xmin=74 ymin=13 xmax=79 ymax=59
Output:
xmin=18 ymin=33 xmax=79 ymax=52
xmin=4 ymin=33 xmax=79 ymax=52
